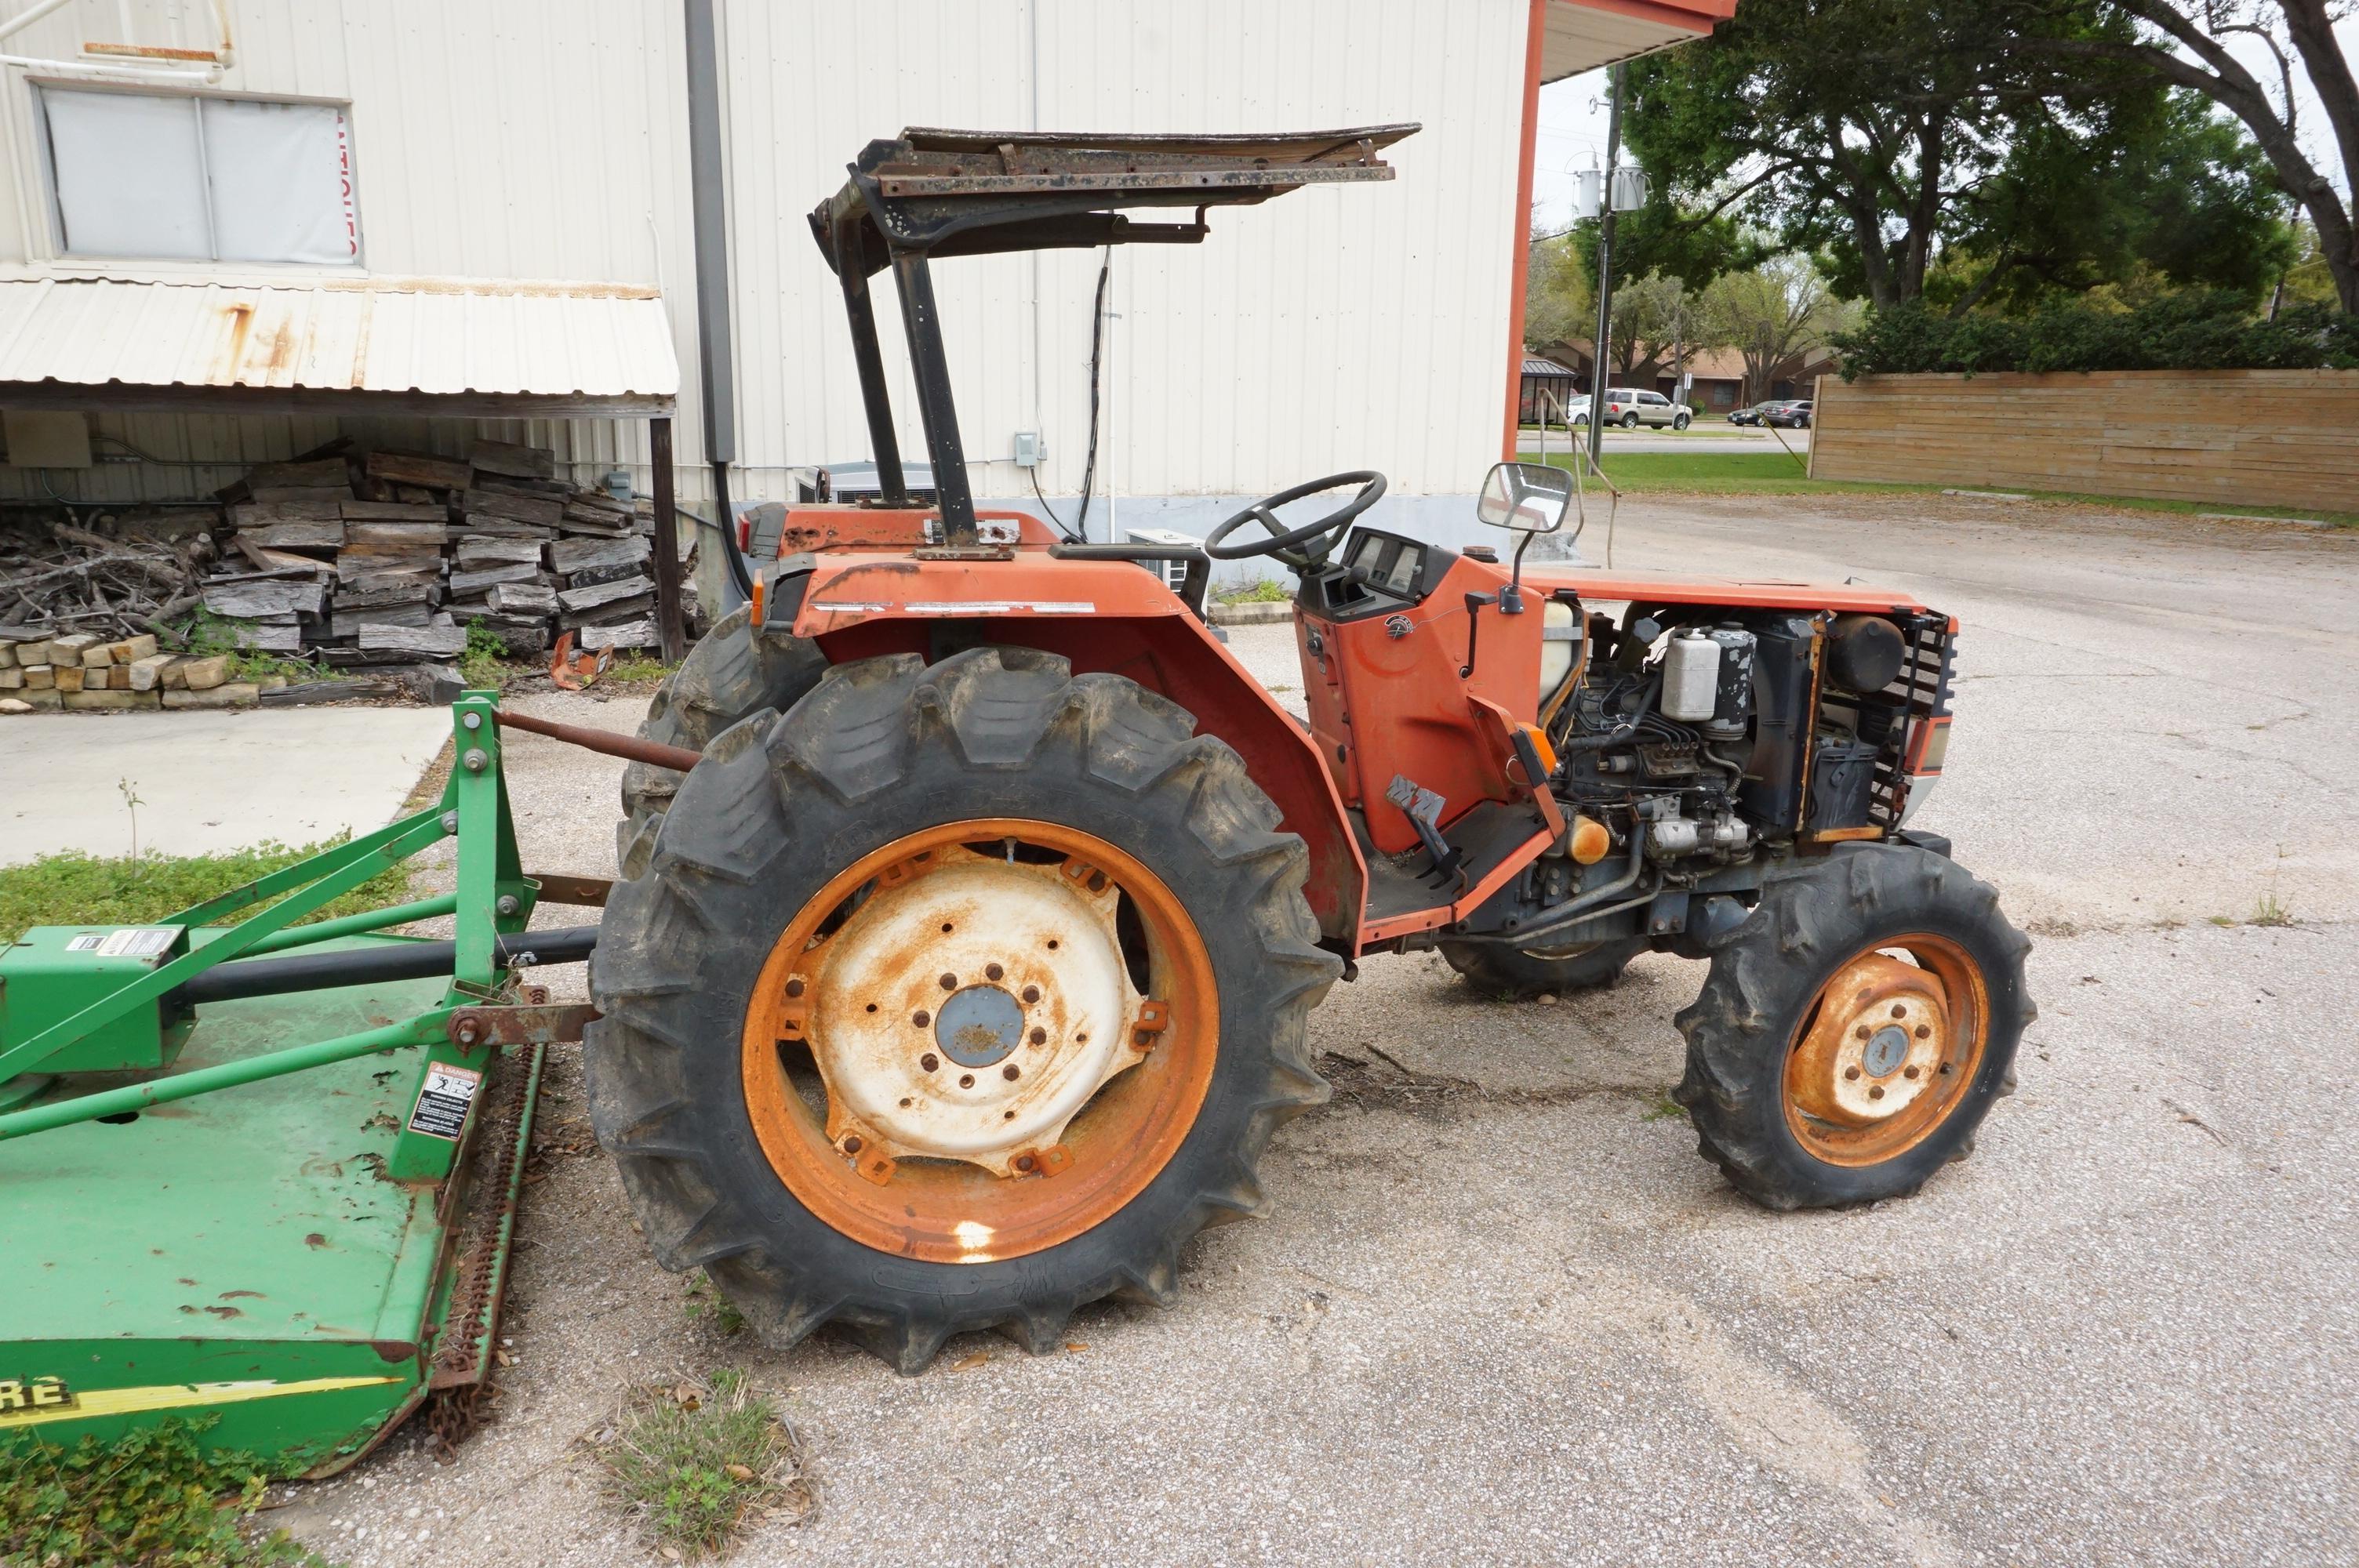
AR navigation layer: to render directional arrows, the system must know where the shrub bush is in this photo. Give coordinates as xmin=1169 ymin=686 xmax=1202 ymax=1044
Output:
xmin=1836 ymin=293 xmax=2359 ymax=377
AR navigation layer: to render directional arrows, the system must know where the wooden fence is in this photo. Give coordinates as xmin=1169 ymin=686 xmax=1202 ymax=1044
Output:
xmin=1807 ymin=369 xmax=2359 ymax=513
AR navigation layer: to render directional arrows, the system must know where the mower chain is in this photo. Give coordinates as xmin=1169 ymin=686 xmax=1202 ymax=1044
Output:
xmin=423 ymin=1043 xmax=540 ymax=1457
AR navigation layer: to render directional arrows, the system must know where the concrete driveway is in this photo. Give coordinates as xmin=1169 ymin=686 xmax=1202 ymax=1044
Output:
xmin=244 ymin=497 xmax=2354 ymax=1566
xmin=0 ymin=705 xmax=453 ymax=866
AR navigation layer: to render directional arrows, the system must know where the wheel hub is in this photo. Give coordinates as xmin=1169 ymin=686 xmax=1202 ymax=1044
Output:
xmin=937 ymin=985 xmax=1023 ymax=1068
xmin=789 ymin=847 xmax=1152 ymax=1177
xmin=1788 ymin=952 xmax=1951 ymax=1128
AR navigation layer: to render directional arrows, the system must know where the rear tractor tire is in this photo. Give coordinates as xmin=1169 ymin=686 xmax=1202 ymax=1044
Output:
xmin=1440 ymin=936 xmax=1648 ymax=1000
xmin=616 ymin=602 xmax=827 ymax=879
xmin=587 ymin=648 xmax=1340 ymax=1372
xmin=1673 ymin=844 xmax=2032 ymax=1209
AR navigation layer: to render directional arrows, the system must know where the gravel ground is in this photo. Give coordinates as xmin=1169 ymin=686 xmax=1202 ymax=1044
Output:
xmin=267 ymin=495 xmax=2358 ymax=1566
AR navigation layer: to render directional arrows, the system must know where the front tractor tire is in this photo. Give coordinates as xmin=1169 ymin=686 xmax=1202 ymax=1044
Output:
xmin=587 ymin=648 xmax=1339 ymax=1373
xmin=1673 ymin=845 xmax=2032 ymax=1209
xmin=1439 ymin=936 xmax=1648 ymax=1000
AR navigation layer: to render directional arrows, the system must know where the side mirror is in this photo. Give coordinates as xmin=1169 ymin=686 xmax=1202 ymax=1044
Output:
xmin=1476 ymin=461 xmax=1572 ymax=535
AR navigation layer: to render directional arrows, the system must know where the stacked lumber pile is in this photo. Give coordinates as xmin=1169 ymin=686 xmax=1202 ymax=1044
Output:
xmin=211 ymin=438 xmax=667 ymax=665
xmin=0 ymin=630 xmax=274 ymax=712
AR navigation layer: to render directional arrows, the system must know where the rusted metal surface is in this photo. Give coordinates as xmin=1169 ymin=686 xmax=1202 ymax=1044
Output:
xmin=427 ymin=1044 xmax=538 ymax=1401
xmin=1783 ymin=934 xmax=1988 ymax=1166
xmin=740 ymin=820 xmax=1218 ymax=1265
xmin=529 ymin=873 xmax=613 ymax=908
xmin=0 ymin=278 xmax=678 ymax=412
xmin=871 ymin=124 xmax=1416 ymax=198
xmin=791 ymin=842 xmax=1146 ymax=1179
xmin=445 ymin=1004 xmax=599 ymax=1050
xmin=493 ymin=706 xmax=702 ymax=773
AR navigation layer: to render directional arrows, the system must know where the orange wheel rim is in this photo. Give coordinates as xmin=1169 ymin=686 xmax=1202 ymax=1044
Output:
xmin=740 ymin=819 xmax=1218 ymax=1264
xmin=1782 ymin=931 xmax=1987 ymax=1167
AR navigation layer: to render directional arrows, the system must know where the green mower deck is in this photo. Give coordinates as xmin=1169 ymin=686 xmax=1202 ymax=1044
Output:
xmin=0 ymin=941 xmax=542 ymax=1473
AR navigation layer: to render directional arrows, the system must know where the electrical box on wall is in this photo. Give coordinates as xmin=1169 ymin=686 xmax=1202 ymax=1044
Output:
xmin=3 ymin=410 xmax=93 ymax=469
xmin=1012 ymin=430 xmax=1044 ymax=468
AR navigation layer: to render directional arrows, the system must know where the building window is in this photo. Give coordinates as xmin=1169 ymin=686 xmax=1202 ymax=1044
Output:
xmin=38 ymin=87 xmax=359 ymax=265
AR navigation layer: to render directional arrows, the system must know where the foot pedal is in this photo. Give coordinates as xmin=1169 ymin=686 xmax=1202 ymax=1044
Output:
xmin=1385 ymin=775 xmax=1463 ymax=887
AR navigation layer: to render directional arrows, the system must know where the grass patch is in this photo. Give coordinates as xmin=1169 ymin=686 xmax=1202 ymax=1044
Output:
xmin=1641 ymin=1091 xmax=1688 ymax=1123
xmin=605 ymin=652 xmax=678 ymax=684
xmin=1527 ymin=450 xmax=2359 ymax=525
xmin=2249 ymin=891 xmax=2294 ymax=927
xmin=594 ymin=1370 xmax=814 ymax=1559
xmin=1214 ymin=577 xmax=1292 ymax=605
xmin=0 ymin=838 xmax=413 ymax=944
xmin=0 ymin=1416 xmax=332 ymax=1566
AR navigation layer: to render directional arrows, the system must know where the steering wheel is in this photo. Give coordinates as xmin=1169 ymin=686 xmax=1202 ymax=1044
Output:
xmin=1202 ymin=471 xmax=1387 ymax=570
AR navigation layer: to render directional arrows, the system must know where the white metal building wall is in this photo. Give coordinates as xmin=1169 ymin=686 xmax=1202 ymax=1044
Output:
xmin=0 ymin=0 xmax=1528 ymax=517
xmin=715 ymin=0 xmax=1529 ymax=506
xmin=0 ymin=0 xmax=703 ymax=505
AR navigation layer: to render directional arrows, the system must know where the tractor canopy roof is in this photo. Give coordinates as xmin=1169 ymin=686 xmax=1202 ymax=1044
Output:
xmin=810 ymin=124 xmax=1417 ymax=272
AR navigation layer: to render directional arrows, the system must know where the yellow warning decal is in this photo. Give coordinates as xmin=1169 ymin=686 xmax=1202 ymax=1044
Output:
xmin=0 ymin=1374 xmax=402 ymax=1428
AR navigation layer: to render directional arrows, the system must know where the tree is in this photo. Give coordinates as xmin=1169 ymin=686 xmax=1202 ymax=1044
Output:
xmin=1701 ymin=256 xmax=1847 ymax=403
xmin=1523 ymin=226 xmax=1593 ymax=351
xmin=1620 ymin=0 xmax=2295 ymax=310
xmin=2012 ymin=0 xmax=2359 ymax=312
xmin=1939 ymin=89 xmax=2297 ymax=313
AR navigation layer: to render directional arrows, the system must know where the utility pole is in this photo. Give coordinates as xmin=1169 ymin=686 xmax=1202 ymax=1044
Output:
xmin=1587 ymin=64 xmax=1625 ymax=466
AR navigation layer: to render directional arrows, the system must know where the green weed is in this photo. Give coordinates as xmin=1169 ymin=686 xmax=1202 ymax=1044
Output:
xmin=684 ymin=1272 xmax=747 ymax=1337
xmin=0 ymin=1416 xmax=334 ymax=1566
xmin=1641 ymin=1091 xmax=1688 ymax=1123
xmin=1215 ymin=577 xmax=1292 ymax=605
xmin=594 ymin=1370 xmax=813 ymax=1559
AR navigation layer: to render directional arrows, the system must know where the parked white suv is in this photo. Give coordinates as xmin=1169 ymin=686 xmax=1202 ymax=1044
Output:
xmin=1564 ymin=388 xmax=1694 ymax=430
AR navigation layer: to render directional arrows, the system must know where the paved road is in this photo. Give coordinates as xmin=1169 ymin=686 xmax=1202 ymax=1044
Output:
xmin=1519 ymin=426 xmax=1813 ymax=456
xmin=262 ymin=496 xmax=2354 ymax=1566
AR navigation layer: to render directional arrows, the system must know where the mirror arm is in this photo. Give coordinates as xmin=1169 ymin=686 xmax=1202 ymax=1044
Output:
xmin=1502 ymin=530 xmax=1536 ymax=613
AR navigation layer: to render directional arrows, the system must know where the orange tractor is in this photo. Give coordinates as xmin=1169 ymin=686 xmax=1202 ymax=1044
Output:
xmin=590 ymin=127 xmax=2031 ymax=1372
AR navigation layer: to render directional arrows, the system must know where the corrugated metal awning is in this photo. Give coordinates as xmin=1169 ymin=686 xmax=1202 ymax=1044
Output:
xmin=1541 ymin=0 xmax=1736 ymax=82
xmin=0 ymin=276 xmax=679 ymax=418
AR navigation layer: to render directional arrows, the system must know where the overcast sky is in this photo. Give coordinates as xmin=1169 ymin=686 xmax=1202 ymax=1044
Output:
xmin=1530 ymin=19 xmax=2359 ymax=234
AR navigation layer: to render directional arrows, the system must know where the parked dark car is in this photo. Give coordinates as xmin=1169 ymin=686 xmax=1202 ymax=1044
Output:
xmin=1763 ymin=400 xmax=1813 ymax=429
xmin=1728 ymin=402 xmax=1776 ymax=427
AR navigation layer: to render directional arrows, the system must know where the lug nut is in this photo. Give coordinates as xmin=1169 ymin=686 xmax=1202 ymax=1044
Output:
xmin=1029 ymin=1026 xmax=1047 ymax=1046
xmin=1844 ymin=1065 xmax=1861 ymax=1080
xmin=914 ymin=1010 xmax=930 ymax=1027
xmin=1868 ymin=1086 xmax=1885 ymax=1101
xmin=1855 ymin=1025 xmax=1870 ymax=1040
xmin=1890 ymin=1004 xmax=1906 ymax=1018
xmin=1002 ymin=1064 xmax=1020 ymax=1080
xmin=1022 ymin=985 xmax=1041 ymax=1004
xmin=1904 ymin=1065 xmax=1921 ymax=1080
xmin=940 ymin=973 xmax=958 ymax=990
xmin=1914 ymin=1024 xmax=1931 ymax=1039
xmin=920 ymin=1053 xmax=939 ymax=1073
xmin=987 ymin=963 xmax=1005 ymax=982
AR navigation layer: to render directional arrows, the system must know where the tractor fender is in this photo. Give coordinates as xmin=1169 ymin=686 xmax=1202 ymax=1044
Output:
xmin=777 ymin=551 xmax=1367 ymax=939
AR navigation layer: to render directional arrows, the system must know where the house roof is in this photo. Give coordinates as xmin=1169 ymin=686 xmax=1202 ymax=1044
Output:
xmin=1540 ymin=0 xmax=1738 ymax=83
xmin=1522 ymin=356 xmax=1578 ymax=376
xmin=0 ymin=275 xmax=679 ymax=418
